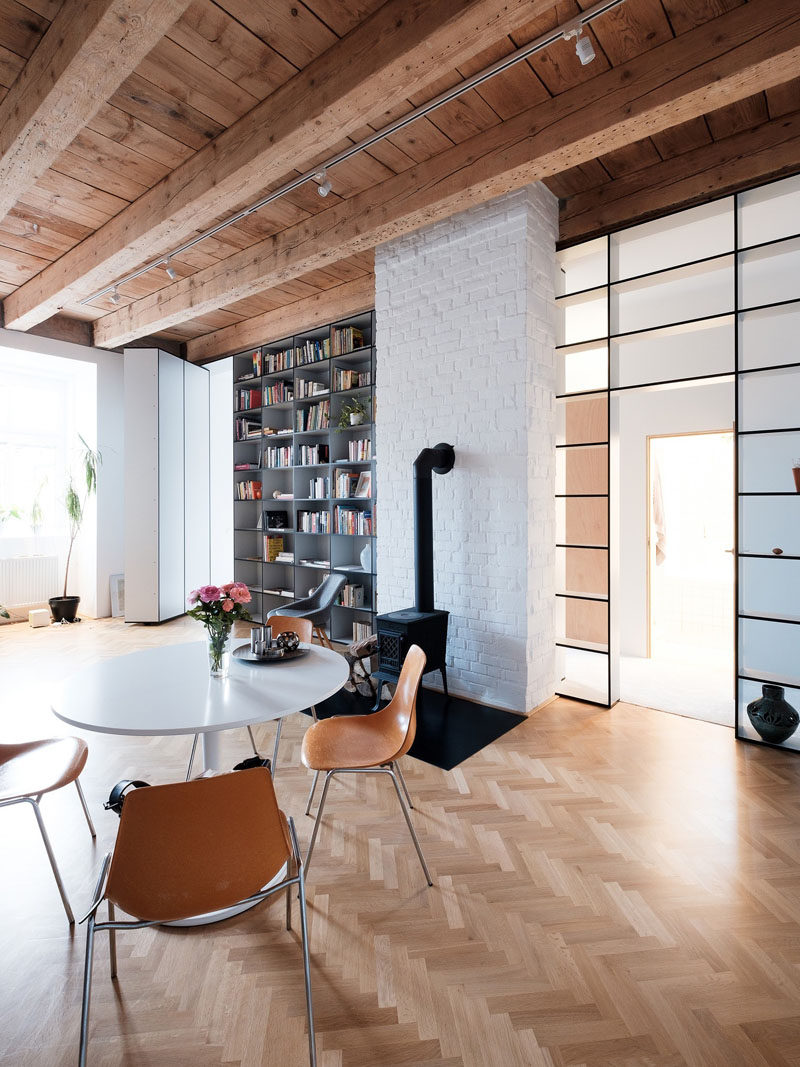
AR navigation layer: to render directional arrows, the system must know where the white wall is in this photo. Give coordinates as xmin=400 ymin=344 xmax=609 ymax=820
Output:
xmin=375 ymin=184 xmax=557 ymax=712
xmin=0 ymin=328 xmax=124 ymax=618
xmin=615 ymin=379 xmax=734 ymax=656
xmin=208 ymin=357 xmax=234 ymax=584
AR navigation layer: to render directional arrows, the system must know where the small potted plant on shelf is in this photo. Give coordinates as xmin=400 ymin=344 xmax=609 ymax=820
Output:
xmin=49 ymin=436 xmax=101 ymax=624
xmin=187 ymin=582 xmax=252 ymax=677
xmin=337 ymin=397 xmax=369 ymax=429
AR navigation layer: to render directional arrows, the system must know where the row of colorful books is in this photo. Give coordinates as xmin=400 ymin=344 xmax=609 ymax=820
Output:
xmin=296 ymin=400 xmax=330 ymax=432
xmin=296 ymin=378 xmax=329 ymax=398
xmin=297 ymin=444 xmax=329 ymax=465
xmin=332 ymin=326 xmax=365 ymax=355
xmin=235 ymin=386 xmax=261 ymax=411
xmin=235 ymin=417 xmax=262 ymax=440
xmin=334 ymin=507 xmax=373 ymax=535
xmin=334 ymin=368 xmax=371 ymax=391
xmin=297 ymin=510 xmax=331 ymax=533
xmin=348 ymin=438 xmax=371 ymax=461
xmin=264 ymin=382 xmax=292 ymax=406
xmin=264 ymin=446 xmax=293 ymax=468
xmin=338 ymin=583 xmax=365 ymax=608
xmin=235 ymin=480 xmax=262 ymax=500
xmin=307 ymin=477 xmax=330 ymax=499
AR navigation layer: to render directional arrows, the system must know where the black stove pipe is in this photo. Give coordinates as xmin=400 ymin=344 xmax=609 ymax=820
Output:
xmin=413 ymin=443 xmax=455 ymax=613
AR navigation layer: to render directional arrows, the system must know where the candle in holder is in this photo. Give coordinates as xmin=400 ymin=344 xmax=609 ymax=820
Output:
xmin=793 ymin=459 xmax=800 ymax=494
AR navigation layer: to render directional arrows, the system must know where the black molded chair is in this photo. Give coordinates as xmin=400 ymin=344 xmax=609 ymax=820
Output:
xmin=268 ymin=572 xmax=346 ymax=648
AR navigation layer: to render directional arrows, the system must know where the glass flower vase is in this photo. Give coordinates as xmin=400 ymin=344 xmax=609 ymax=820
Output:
xmin=207 ymin=627 xmax=233 ymax=678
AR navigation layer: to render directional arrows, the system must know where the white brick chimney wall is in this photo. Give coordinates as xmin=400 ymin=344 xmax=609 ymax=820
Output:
xmin=375 ymin=184 xmax=557 ymax=712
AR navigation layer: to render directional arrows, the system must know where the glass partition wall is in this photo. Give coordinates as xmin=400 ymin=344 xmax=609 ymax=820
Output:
xmin=555 ymin=171 xmax=800 ymax=748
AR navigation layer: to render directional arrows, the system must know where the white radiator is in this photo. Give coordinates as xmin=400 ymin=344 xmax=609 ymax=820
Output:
xmin=0 ymin=556 xmax=59 ymax=607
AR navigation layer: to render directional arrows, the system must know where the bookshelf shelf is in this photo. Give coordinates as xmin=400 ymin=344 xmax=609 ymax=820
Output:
xmin=233 ymin=310 xmax=377 ymax=644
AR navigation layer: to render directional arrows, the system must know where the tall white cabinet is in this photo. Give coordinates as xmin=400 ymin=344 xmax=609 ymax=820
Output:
xmin=124 ymin=349 xmax=210 ymax=622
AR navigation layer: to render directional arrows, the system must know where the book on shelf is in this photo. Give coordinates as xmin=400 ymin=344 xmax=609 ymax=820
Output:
xmin=353 ymin=621 xmax=371 ymax=642
xmin=331 ymin=325 xmax=365 ymax=356
xmin=266 ymin=347 xmax=293 ymax=374
xmin=262 ymin=508 xmax=289 ymax=530
xmin=297 ymin=510 xmax=331 ymax=534
xmin=236 ymin=349 xmax=261 ymax=379
xmin=281 ymin=589 xmax=294 ymax=597
xmin=295 ymin=399 xmax=330 ymax=432
xmin=235 ymin=386 xmax=261 ymax=411
xmin=298 ymin=443 xmax=329 ymax=465
xmin=334 ymin=368 xmax=371 ymax=391
xmin=274 ymin=551 xmax=295 ymax=564
xmin=263 ymin=535 xmax=284 ymax=562
xmin=299 ymin=558 xmax=330 ymax=568
xmin=263 ymin=426 xmax=293 ymax=436
xmin=308 ymin=476 xmax=330 ymax=499
xmin=235 ymin=416 xmax=262 ymax=441
xmin=335 ymin=470 xmax=359 ymax=498
xmin=235 ymin=480 xmax=262 ymax=500
xmin=263 ymin=444 xmax=293 ymax=468
xmin=296 ymin=378 xmax=329 ymax=399
xmin=354 ymin=472 xmax=371 ymax=498
xmin=334 ymin=506 xmax=373 ymax=535
xmin=270 ymin=491 xmax=294 ymax=500
xmin=334 ymin=564 xmax=366 ymax=573
xmin=234 ymin=462 xmax=259 ymax=471
xmin=348 ymin=438 xmax=371 ymax=461
xmin=295 ymin=338 xmax=330 ymax=365
xmin=264 ymin=381 xmax=293 ymax=405
xmin=339 ymin=583 xmax=364 ymax=608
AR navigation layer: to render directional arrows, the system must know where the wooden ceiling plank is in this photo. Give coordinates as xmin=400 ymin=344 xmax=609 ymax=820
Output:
xmin=93 ymin=0 xmax=800 ymax=347
xmin=214 ymin=0 xmax=337 ymax=68
xmin=0 ymin=43 xmax=25 ymax=89
xmin=705 ymin=93 xmax=771 ymax=140
xmin=0 ymin=0 xmax=50 ymax=60
xmin=766 ymin=77 xmax=800 ymax=120
xmin=660 ymin=0 xmax=744 ymax=36
xmin=108 ymin=71 xmax=225 ymax=150
xmin=186 ymin=274 xmax=376 ymax=362
xmin=302 ymin=0 xmax=384 ymax=39
xmin=560 ymin=109 xmax=800 ymax=243
xmin=0 ymin=0 xmax=192 ymax=226
xmin=650 ymin=115 xmax=712 ymax=160
xmin=167 ymin=0 xmax=297 ymax=100
xmin=86 ymin=103 xmax=195 ymax=170
xmin=4 ymin=0 xmax=555 ymax=331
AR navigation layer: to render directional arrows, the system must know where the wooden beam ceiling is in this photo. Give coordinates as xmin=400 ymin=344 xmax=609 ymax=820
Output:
xmin=560 ymin=109 xmax=800 ymax=245
xmin=185 ymin=273 xmax=375 ymax=362
xmin=0 ymin=0 xmax=192 ymax=226
xmin=2 ymin=0 xmax=555 ymax=332
xmin=92 ymin=0 xmax=800 ymax=350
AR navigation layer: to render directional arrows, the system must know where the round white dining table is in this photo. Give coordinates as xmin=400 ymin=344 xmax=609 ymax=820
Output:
xmin=51 ymin=639 xmax=349 ymax=772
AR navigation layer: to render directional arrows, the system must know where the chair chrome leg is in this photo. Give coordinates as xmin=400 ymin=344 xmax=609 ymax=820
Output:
xmin=310 ymin=704 xmax=317 ymax=722
xmin=108 ymin=901 xmax=118 ymax=979
xmin=393 ymin=761 xmax=414 ymax=810
xmin=247 ymin=724 xmax=259 ymax=757
xmin=387 ymin=769 xmax=432 ymax=886
xmin=304 ymin=771 xmax=320 ymax=817
xmin=28 ymin=798 xmax=74 ymax=923
xmin=75 ymin=779 xmax=97 ymax=838
xmin=78 ymin=914 xmax=96 ymax=1067
xmin=186 ymin=733 xmax=199 ymax=781
xmin=304 ymin=772 xmax=333 ymax=873
xmin=297 ymin=862 xmax=317 ymax=1067
xmin=271 ymin=719 xmax=283 ymax=777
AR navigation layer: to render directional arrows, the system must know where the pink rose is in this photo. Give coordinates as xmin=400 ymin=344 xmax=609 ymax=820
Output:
xmin=221 ymin=582 xmax=234 ymax=593
xmin=197 ymin=585 xmax=222 ymax=602
xmin=222 ymin=598 xmax=234 ymax=612
xmin=229 ymin=584 xmax=251 ymax=604
xmin=187 ymin=589 xmax=199 ymax=605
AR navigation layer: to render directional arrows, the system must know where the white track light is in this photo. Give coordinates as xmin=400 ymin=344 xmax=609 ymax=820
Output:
xmin=563 ymin=22 xmax=596 ymax=66
xmin=164 ymin=258 xmax=177 ymax=281
xmin=315 ymin=169 xmax=332 ymax=197
xmin=110 ymin=287 xmax=121 ymax=305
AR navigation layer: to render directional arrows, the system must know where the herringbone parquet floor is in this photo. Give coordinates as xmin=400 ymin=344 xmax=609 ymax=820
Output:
xmin=2 ymin=617 xmax=800 ymax=1066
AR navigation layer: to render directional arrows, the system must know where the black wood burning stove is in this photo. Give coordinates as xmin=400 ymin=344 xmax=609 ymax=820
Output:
xmin=375 ymin=443 xmax=455 ymax=705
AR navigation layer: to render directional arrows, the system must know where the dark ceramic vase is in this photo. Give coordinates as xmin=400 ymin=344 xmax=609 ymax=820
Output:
xmin=747 ymin=684 xmax=799 ymax=745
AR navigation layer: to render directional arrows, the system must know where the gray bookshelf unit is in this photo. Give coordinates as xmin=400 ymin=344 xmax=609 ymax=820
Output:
xmin=232 ymin=310 xmax=376 ymax=645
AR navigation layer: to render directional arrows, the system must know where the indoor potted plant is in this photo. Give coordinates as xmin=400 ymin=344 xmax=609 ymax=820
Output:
xmin=337 ymin=396 xmax=369 ymax=429
xmin=50 ymin=436 xmax=101 ymax=623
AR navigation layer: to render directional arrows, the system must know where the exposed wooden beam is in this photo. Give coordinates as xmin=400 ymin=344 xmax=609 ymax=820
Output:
xmin=186 ymin=274 xmax=375 ymax=363
xmin=93 ymin=0 xmax=800 ymax=348
xmin=3 ymin=0 xmax=553 ymax=332
xmin=559 ymin=111 xmax=800 ymax=244
xmin=0 ymin=0 xmax=192 ymax=226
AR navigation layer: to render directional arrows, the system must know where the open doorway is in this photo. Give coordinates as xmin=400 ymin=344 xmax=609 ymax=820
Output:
xmin=647 ymin=432 xmax=734 ymax=705
xmin=616 ymin=380 xmax=735 ymax=725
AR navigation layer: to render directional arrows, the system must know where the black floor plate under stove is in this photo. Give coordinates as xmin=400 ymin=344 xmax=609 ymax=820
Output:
xmin=306 ymin=686 xmax=524 ymax=771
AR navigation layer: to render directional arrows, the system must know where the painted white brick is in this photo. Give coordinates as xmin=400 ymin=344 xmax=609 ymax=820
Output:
xmin=375 ymin=184 xmax=557 ymax=713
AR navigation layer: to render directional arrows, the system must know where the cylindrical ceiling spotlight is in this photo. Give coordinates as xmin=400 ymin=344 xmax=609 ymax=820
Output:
xmin=314 ymin=169 xmax=332 ymax=197
xmin=575 ymin=30 xmax=596 ymax=65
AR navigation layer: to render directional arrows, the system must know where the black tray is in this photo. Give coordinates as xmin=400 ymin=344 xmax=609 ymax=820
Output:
xmin=232 ymin=643 xmax=310 ymax=664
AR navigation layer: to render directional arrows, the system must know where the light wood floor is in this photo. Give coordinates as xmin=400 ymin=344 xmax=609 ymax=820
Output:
xmin=2 ymin=618 xmax=800 ymax=1066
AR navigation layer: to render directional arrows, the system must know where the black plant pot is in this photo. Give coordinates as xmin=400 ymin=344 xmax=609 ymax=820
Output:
xmin=747 ymin=684 xmax=799 ymax=745
xmin=49 ymin=596 xmax=81 ymax=623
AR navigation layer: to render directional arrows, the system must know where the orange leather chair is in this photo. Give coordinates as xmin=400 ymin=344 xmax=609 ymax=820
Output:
xmin=301 ymin=644 xmax=432 ymax=886
xmin=0 ymin=736 xmax=96 ymax=923
xmin=78 ymin=768 xmax=316 ymax=1067
xmin=186 ymin=615 xmax=315 ymax=779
